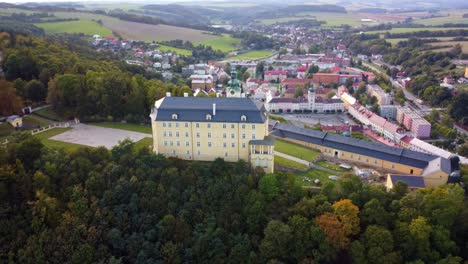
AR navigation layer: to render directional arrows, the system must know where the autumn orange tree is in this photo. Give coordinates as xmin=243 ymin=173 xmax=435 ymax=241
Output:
xmin=315 ymin=199 xmax=360 ymax=250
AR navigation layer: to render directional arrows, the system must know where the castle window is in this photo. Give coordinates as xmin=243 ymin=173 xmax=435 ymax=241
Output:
xmin=163 ymin=132 xmax=167 ymax=137
xmin=177 ymin=141 xmax=180 ymax=147
xmin=223 ymin=143 xmax=227 ymax=148
xmin=241 ymin=115 xmax=247 ymax=121
xmin=242 ymin=124 xmax=246 ymax=129
xmin=185 ymin=123 xmax=189 ymax=128
xmin=208 ymin=133 xmax=211 ymax=138
xmin=223 ymin=124 xmax=227 ymax=129
xmin=242 ymin=143 xmax=246 ymax=148
xmin=231 ymin=133 xmax=235 ymax=139
xmin=197 ymin=142 xmax=200 ymax=147
xmin=206 ymin=114 xmax=212 ymax=121
xmin=168 ymin=123 xmax=172 ymax=128
xmin=231 ymin=124 xmax=235 ymax=129
xmin=196 ymin=132 xmax=200 ymax=138
xmin=208 ymin=142 xmax=212 ymax=148
xmin=391 ymin=164 xmax=395 ymax=169
xmin=410 ymin=169 xmax=414 ymax=174
xmin=176 ymin=132 xmax=179 ymax=137
xmin=185 ymin=132 xmax=189 ymax=137
xmin=169 ymin=132 xmax=172 ymax=137
xmin=252 ymin=125 xmax=256 ymax=129
xmin=225 ymin=153 xmax=228 ymax=157
xmin=163 ymin=123 xmax=166 ymax=127
xmin=186 ymin=142 xmax=189 ymax=146
xmin=196 ymin=123 xmax=200 ymax=128
xmin=223 ymin=133 xmax=226 ymax=138
xmin=242 ymin=134 xmax=246 ymax=139
xmin=175 ymin=123 xmax=179 ymax=128
xmin=231 ymin=143 xmax=235 ymax=148
xmin=207 ymin=124 xmax=211 ymax=128
xmin=164 ymin=141 xmax=168 ymax=146
xmin=170 ymin=141 xmax=173 ymax=146
xmin=252 ymin=134 xmax=256 ymax=140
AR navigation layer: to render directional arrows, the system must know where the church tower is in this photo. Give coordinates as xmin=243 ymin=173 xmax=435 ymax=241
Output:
xmin=308 ymin=83 xmax=316 ymax=111
xmin=227 ymin=67 xmax=242 ymax=98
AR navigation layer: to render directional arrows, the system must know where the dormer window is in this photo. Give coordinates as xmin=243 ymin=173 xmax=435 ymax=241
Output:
xmin=241 ymin=115 xmax=247 ymax=121
xmin=172 ymin=114 xmax=178 ymax=120
xmin=206 ymin=114 xmax=212 ymax=121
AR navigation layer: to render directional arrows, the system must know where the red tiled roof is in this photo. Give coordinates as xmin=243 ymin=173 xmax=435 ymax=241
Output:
xmin=265 ymin=70 xmax=288 ymax=75
xmin=281 ymin=78 xmax=312 ymax=84
xmin=400 ymin=136 xmax=414 ymax=144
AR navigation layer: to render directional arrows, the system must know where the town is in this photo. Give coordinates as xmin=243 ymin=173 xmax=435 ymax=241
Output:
xmin=0 ymin=1 xmax=467 ymax=263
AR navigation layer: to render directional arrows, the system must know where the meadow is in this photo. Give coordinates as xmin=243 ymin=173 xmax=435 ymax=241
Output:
xmin=413 ymin=10 xmax=468 ymax=26
xmin=274 ymin=139 xmax=321 ymax=162
xmin=226 ymin=50 xmax=274 ymax=60
xmin=156 ymin=44 xmax=193 ymax=56
xmin=198 ymin=35 xmax=241 ymax=52
xmin=364 ymin=27 xmax=467 ymax=34
xmin=50 ymin=12 xmax=220 ymax=42
xmin=35 ymin=20 xmax=113 ymax=36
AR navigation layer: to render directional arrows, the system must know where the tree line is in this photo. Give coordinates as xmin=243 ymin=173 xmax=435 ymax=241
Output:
xmin=0 ymin=133 xmax=466 ymax=263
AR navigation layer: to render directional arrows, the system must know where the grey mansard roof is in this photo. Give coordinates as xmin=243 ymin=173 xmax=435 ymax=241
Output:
xmin=153 ymin=97 xmax=267 ymax=123
xmin=271 ymin=123 xmax=451 ymax=171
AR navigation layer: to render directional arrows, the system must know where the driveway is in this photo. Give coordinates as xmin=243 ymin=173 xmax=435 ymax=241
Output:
xmin=50 ymin=124 xmax=151 ymax=149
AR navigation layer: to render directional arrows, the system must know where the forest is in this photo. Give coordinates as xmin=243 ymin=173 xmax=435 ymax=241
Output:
xmin=0 ymin=133 xmax=467 ymax=263
xmin=0 ymin=33 xmax=191 ymax=122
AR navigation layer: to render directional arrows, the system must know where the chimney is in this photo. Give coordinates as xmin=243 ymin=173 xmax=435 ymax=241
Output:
xmin=166 ymin=92 xmax=171 ymax=97
xmin=183 ymin=92 xmax=188 ymax=97
xmin=213 ymin=103 xmax=216 ymax=116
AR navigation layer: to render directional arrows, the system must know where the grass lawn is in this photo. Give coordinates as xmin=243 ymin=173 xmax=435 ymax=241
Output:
xmin=134 ymin=137 xmax=153 ymax=151
xmin=22 ymin=116 xmax=49 ymax=128
xmin=274 ymin=155 xmax=308 ymax=170
xmin=33 ymin=128 xmax=87 ymax=152
xmin=35 ymin=20 xmax=113 ymax=36
xmin=274 ymin=139 xmax=321 ymax=162
xmin=297 ymin=168 xmax=339 ymax=187
xmin=89 ymin=122 xmax=152 ymax=134
xmin=0 ymin=123 xmax=14 ymax=138
xmin=227 ymin=50 xmax=274 ymax=60
xmin=33 ymin=107 xmax=65 ymax=121
xmin=156 ymin=44 xmax=192 ymax=56
xmin=316 ymin=160 xmax=351 ymax=173
xmin=198 ymin=35 xmax=241 ymax=52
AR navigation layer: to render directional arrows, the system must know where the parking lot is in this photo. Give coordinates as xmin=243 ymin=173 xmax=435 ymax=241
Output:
xmin=50 ymin=124 xmax=150 ymax=149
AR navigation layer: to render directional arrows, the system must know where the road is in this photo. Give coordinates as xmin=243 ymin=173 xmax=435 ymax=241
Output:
xmin=362 ymin=61 xmax=432 ymax=116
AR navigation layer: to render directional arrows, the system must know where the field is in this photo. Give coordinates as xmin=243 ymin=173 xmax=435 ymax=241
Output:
xmin=34 ymin=128 xmax=87 ymax=152
xmin=274 ymin=139 xmax=321 ymax=162
xmin=274 ymin=155 xmax=308 ymax=170
xmin=50 ymin=12 xmax=220 ymax=42
xmin=429 ymin=41 xmax=468 ymax=53
xmin=35 ymin=20 xmax=113 ymax=36
xmin=33 ymin=107 xmax=64 ymax=121
xmin=226 ymin=50 xmax=274 ymax=60
xmin=364 ymin=27 xmax=467 ymax=34
xmin=156 ymin=45 xmax=192 ymax=56
xmin=414 ymin=10 xmax=468 ymax=26
xmin=198 ymin=35 xmax=240 ymax=52
xmin=88 ymin=122 xmax=152 ymax=134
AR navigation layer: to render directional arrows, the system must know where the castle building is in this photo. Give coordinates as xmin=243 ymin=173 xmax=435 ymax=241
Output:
xmin=150 ymin=96 xmax=274 ymax=173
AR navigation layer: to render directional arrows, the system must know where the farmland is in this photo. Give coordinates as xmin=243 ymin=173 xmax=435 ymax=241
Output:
xmin=35 ymin=20 xmax=113 ymax=36
xmin=49 ymin=12 xmax=220 ymax=42
xmin=413 ymin=10 xmax=468 ymax=26
xmin=429 ymin=41 xmax=468 ymax=53
xmin=198 ymin=35 xmax=240 ymax=52
xmin=156 ymin=44 xmax=193 ymax=56
xmin=364 ymin=27 xmax=467 ymax=34
xmin=226 ymin=50 xmax=274 ymax=60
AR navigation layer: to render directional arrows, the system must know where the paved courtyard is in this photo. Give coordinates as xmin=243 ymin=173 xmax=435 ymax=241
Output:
xmin=50 ymin=124 xmax=151 ymax=149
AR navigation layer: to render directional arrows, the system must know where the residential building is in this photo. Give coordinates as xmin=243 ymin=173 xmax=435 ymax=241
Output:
xmin=264 ymin=70 xmax=288 ymax=82
xmin=396 ymin=106 xmax=431 ymax=139
xmin=190 ymin=74 xmax=214 ymax=91
xmin=150 ymin=96 xmax=274 ymax=173
xmin=367 ymin=84 xmax=392 ymax=105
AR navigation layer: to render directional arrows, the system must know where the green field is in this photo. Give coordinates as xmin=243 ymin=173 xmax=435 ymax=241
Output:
xmin=227 ymin=50 xmax=274 ymax=60
xmin=316 ymin=160 xmax=351 ymax=172
xmin=134 ymin=137 xmax=153 ymax=151
xmin=51 ymin=12 xmax=219 ymax=42
xmin=22 ymin=116 xmax=49 ymax=128
xmin=274 ymin=139 xmax=321 ymax=162
xmin=34 ymin=128 xmax=87 ymax=152
xmin=414 ymin=10 xmax=468 ymax=26
xmin=156 ymin=44 xmax=192 ymax=56
xmin=274 ymin=155 xmax=308 ymax=170
xmin=35 ymin=20 xmax=113 ymax=36
xmin=88 ymin=122 xmax=152 ymax=134
xmin=199 ymin=35 xmax=241 ymax=52
xmin=364 ymin=27 xmax=467 ymax=34
xmin=33 ymin=107 xmax=65 ymax=121
xmin=297 ymin=168 xmax=340 ymax=187
xmin=258 ymin=12 xmax=380 ymax=27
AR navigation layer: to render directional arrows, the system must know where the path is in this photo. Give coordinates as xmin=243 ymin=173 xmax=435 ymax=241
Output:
xmin=31 ymin=104 xmax=52 ymax=112
xmin=50 ymin=123 xmax=150 ymax=149
xmin=275 ymin=151 xmax=310 ymax=167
